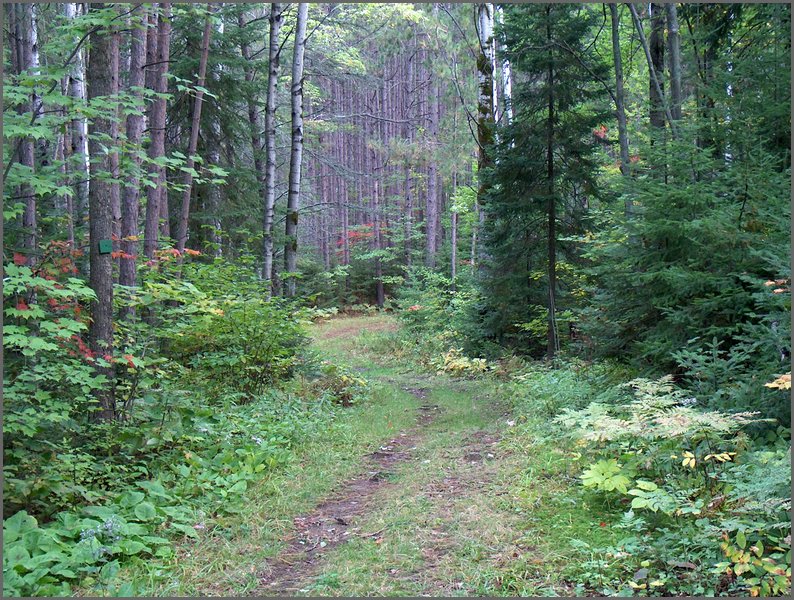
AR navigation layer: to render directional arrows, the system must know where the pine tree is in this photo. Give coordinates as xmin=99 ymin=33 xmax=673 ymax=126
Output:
xmin=480 ymin=3 xmax=610 ymax=357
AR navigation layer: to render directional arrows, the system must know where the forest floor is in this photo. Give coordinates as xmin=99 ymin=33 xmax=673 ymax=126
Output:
xmin=149 ymin=315 xmax=604 ymax=597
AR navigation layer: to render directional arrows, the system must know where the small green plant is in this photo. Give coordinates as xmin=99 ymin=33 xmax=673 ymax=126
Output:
xmin=716 ymin=528 xmax=791 ymax=597
xmin=304 ymin=361 xmax=370 ymax=406
xmin=581 ymin=459 xmax=631 ymax=494
xmin=432 ymin=347 xmax=488 ymax=377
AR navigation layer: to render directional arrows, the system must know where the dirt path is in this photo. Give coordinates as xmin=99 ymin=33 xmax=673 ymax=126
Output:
xmin=256 ymin=387 xmax=438 ymax=595
xmin=244 ymin=315 xmax=566 ymax=597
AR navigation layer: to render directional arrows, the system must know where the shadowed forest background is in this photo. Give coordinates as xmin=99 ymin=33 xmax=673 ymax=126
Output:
xmin=2 ymin=2 xmax=791 ymax=597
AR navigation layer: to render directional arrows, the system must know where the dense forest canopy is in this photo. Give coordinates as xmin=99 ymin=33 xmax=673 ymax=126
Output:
xmin=2 ymin=2 xmax=791 ymax=597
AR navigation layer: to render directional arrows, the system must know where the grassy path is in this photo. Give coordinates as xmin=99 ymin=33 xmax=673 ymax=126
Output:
xmin=257 ymin=315 xmax=522 ymax=596
xmin=148 ymin=315 xmax=595 ymax=596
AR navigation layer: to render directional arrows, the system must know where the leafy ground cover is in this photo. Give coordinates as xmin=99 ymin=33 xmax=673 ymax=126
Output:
xmin=4 ymin=312 xmax=790 ymax=597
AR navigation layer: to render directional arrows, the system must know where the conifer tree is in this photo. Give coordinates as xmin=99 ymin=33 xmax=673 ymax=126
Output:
xmin=480 ymin=3 xmax=610 ymax=357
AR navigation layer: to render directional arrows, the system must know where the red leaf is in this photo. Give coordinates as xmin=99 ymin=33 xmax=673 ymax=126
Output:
xmin=13 ymin=253 xmax=27 ymax=265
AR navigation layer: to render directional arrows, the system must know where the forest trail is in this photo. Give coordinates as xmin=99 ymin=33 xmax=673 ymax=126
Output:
xmin=253 ymin=315 xmax=554 ymax=597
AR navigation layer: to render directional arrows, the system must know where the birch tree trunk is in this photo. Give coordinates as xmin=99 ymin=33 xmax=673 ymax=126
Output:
xmin=120 ymin=4 xmax=148 ymax=289
xmin=64 ymin=3 xmax=90 ymax=218
xmin=263 ymin=2 xmax=282 ymax=292
xmin=176 ymin=8 xmax=213 ymax=252
xmin=87 ymin=3 xmax=116 ymax=421
xmin=283 ymin=2 xmax=309 ymax=297
xmin=476 ymin=3 xmax=495 ymax=262
xmin=144 ymin=3 xmax=171 ymax=258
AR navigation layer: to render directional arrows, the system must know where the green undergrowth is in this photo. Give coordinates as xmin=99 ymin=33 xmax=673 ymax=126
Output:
xmin=1 ymin=258 xmax=403 ymax=597
xmin=358 ymin=318 xmax=791 ymax=597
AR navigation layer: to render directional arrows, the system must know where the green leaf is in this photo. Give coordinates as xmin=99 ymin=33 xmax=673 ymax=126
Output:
xmin=117 ymin=491 xmax=145 ymax=508
xmin=228 ymin=480 xmax=248 ymax=494
xmin=3 ymin=511 xmax=38 ymax=544
xmin=736 ymin=530 xmax=747 ymax=549
xmin=635 ymin=480 xmax=658 ymax=491
xmin=170 ymin=523 xmax=199 ymax=539
xmin=133 ymin=502 xmax=157 ymax=521
xmin=118 ymin=540 xmax=150 ymax=555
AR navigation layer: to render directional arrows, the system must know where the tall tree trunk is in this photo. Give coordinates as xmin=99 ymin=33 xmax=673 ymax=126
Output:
xmin=476 ymin=3 xmax=495 ymax=262
xmin=144 ymin=3 xmax=171 ymax=258
xmin=610 ymin=4 xmax=631 ymax=181
xmin=109 ymin=12 xmax=121 ymax=273
xmin=13 ymin=3 xmax=38 ymax=262
xmin=666 ymin=3 xmax=683 ymax=121
xmin=87 ymin=3 xmax=116 ymax=421
xmin=451 ymin=173 xmax=458 ymax=284
xmin=263 ymin=2 xmax=282 ymax=293
xmin=546 ymin=8 xmax=558 ymax=360
xmin=207 ymin=115 xmax=223 ymax=257
xmin=283 ymin=2 xmax=309 ymax=297
xmin=425 ymin=4 xmax=440 ymax=268
xmin=55 ymin=129 xmax=75 ymax=248
xmin=649 ymin=3 xmax=666 ymax=130
xmin=64 ymin=3 xmax=90 ymax=221
xmin=120 ymin=4 xmax=148 ymax=290
xmin=373 ymin=180 xmax=385 ymax=307
xmin=494 ymin=5 xmax=513 ymax=125
xmin=176 ymin=8 xmax=213 ymax=252
xmin=239 ymin=9 xmax=267 ymax=249
xmin=628 ymin=4 xmax=676 ymax=137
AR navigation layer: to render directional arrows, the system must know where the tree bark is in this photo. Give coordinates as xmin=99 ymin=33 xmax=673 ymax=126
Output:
xmin=425 ymin=4 xmax=440 ymax=268
xmin=451 ymin=172 xmax=458 ymax=284
xmin=14 ymin=3 xmax=38 ymax=262
xmin=610 ymin=4 xmax=631 ymax=181
xmin=666 ymin=3 xmax=683 ymax=121
xmin=627 ymin=3 xmax=675 ymax=136
xmin=109 ymin=12 xmax=121 ymax=272
xmin=64 ymin=3 xmax=90 ymax=220
xmin=649 ymin=3 xmax=666 ymax=130
xmin=143 ymin=3 xmax=171 ymax=258
xmin=87 ymin=2 xmax=116 ymax=421
xmin=239 ymin=8 xmax=267 ymax=246
xmin=546 ymin=7 xmax=558 ymax=360
xmin=263 ymin=2 xmax=282 ymax=292
xmin=120 ymin=4 xmax=148 ymax=290
xmin=176 ymin=7 xmax=213 ymax=252
xmin=283 ymin=2 xmax=309 ymax=297
xmin=476 ymin=3 xmax=495 ymax=261
xmin=373 ymin=180 xmax=385 ymax=307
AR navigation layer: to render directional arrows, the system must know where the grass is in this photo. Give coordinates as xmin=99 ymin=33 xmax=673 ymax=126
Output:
xmin=115 ymin=316 xmax=420 ymax=595
xmin=111 ymin=315 xmax=624 ymax=596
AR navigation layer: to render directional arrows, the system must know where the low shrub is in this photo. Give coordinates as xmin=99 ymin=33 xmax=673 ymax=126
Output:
xmin=556 ymin=375 xmax=791 ymax=596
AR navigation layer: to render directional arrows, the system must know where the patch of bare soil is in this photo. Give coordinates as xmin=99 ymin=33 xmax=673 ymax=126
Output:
xmin=254 ymin=387 xmax=436 ymax=596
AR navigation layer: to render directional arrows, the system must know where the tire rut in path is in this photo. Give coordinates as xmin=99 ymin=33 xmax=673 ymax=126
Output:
xmin=254 ymin=386 xmax=436 ymax=596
